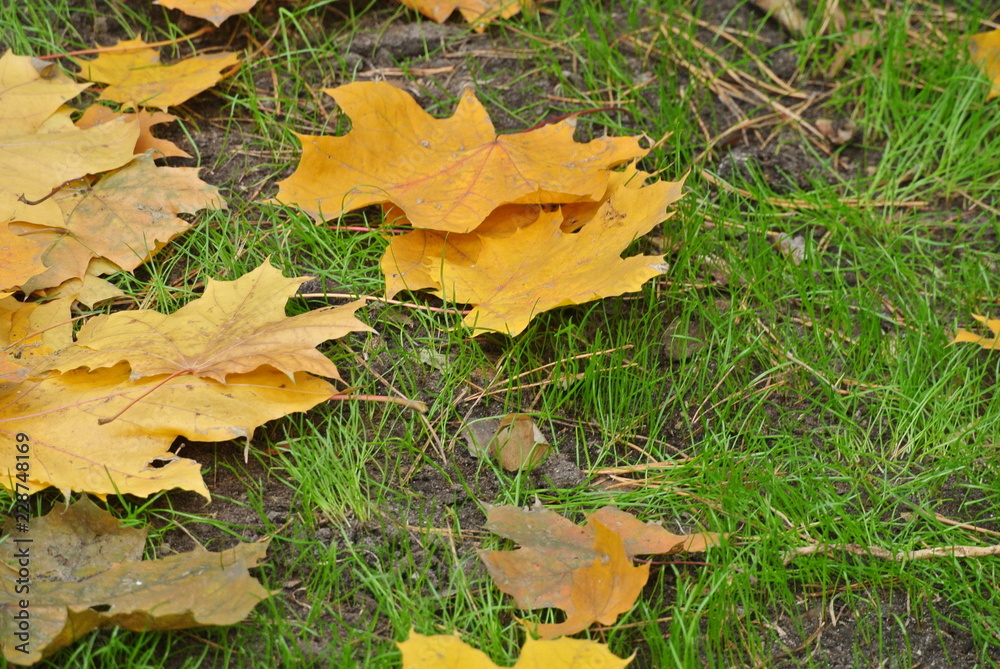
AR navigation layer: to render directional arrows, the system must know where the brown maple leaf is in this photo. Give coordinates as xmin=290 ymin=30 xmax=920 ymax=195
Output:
xmin=39 ymin=259 xmax=372 ymax=382
xmin=383 ymin=166 xmax=684 ymax=335
xmin=75 ymin=38 xmax=240 ymax=110
xmin=398 ymin=0 xmax=530 ymax=31
xmin=479 ymin=502 xmax=718 ymax=636
xmin=0 ymin=497 xmax=272 ymax=664
xmin=274 ymin=82 xmax=647 ymax=233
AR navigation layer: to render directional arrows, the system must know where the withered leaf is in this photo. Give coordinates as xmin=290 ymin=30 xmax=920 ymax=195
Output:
xmin=275 ymin=82 xmax=646 ymax=233
xmin=398 ymin=0 xmax=530 ymax=31
xmin=399 ymin=628 xmax=632 ymax=668
xmin=39 ymin=259 xmax=372 ymax=382
xmin=155 ymin=0 xmax=261 ymax=27
xmin=75 ymin=39 xmax=240 ymax=110
xmin=0 ymin=497 xmax=271 ymax=665
xmin=951 ymin=313 xmax=1000 ymax=350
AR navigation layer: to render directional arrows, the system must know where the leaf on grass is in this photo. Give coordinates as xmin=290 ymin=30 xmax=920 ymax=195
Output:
xmin=479 ymin=502 xmax=718 ymax=636
xmin=534 ymin=521 xmax=648 ymax=638
xmin=275 ymin=82 xmax=647 ymax=233
xmin=397 ymin=0 xmax=529 ymax=31
xmin=155 ymin=0 xmax=261 ymax=27
xmin=461 ymin=413 xmax=550 ymax=470
xmin=968 ymin=28 xmax=1000 ymax=100
xmin=0 ymin=52 xmax=138 ymax=202
xmin=950 ymin=313 xmax=1000 ymax=350
xmin=75 ymin=38 xmax=240 ymax=110
xmin=0 ymin=497 xmax=272 ymax=665
xmin=40 ymin=259 xmax=372 ymax=382
xmin=384 ymin=166 xmax=684 ymax=335
xmin=399 ymin=628 xmax=632 ymax=668
xmin=76 ymin=104 xmax=191 ymax=158
xmin=0 ymin=364 xmax=335 ymax=499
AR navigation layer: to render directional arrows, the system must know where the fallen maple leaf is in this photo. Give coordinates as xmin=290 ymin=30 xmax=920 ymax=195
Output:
xmin=76 ymin=104 xmax=191 ymax=158
xmin=479 ymin=502 xmax=718 ymax=637
xmin=0 ymin=52 xmax=138 ymax=201
xmin=950 ymin=313 xmax=1000 ymax=350
xmin=155 ymin=0 xmax=261 ymax=26
xmin=0 ymin=364 xmax=336 ymax=498
xmin=398 ymin=0 xmax=529 ymax=31
xmin=75 ymin=38 xmax=240 ymax=110
xmin=0 ymin=497 xmax=272 ymax=665
xmin=275 ymin=82 xmax=647 ymax=233
xmin=399 ymin=628 xmax=632 ymax=668
xmin=384 ymin=166 xmax=684 ymax=335
xmin=969 ymin=29 xmax=1000 ymax=100
xmin=534 ymin=520 xmax=648 ymax=638
xmin=39 ymin=259 xmax=372 ymax=382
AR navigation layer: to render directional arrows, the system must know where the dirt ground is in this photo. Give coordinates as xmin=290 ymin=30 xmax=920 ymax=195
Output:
xmin=44 ymin=0 xmax=1000 ymax=666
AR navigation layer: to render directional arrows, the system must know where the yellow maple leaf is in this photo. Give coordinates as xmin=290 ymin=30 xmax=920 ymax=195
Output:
xmin=0 ymin=52 xmax=138 ymax=201
xmin=398 ymin=629 xmax=631 ymax=668
xmin=10 ymin=154 xmax=224 ymax=293
xmin=39 ymin=259 xmax=372 ymax=382
xmin=76 ymin=104 xmax=191 ymax=158
xmin=0 ymin=364 xmax=335 ymax=499
xmin=398 ymin=0 xmax=529 ymax=31
xmin=274 ymin=82 xmax=647 ymax=233
xmin=968 ymin=28 xmax=1000 ymax=100
xmin=951 ymin=313 xmax=1000 ymax=350
xmin=384 ymin=166 xmax=684 ymax=335
xmin=75 ymin=38 xmax=240 ymax=110
xmin=154 ymin=0 xmax=261 ymax=27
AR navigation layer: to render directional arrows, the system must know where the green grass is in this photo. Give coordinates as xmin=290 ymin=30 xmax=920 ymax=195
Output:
xmin=3 ymin=0 xmax=1000 ymax=666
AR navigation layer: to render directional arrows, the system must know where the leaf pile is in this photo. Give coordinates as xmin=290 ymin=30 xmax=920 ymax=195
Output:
xmin=276 ymin=82 xmax=684 ymax=335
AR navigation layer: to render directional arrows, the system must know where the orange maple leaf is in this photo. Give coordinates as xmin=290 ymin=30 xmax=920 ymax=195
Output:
xmin=39 ymin=259 xmax=372 ymax=382
xmin=154 ymin=0 xmax=261 ymax=27
xmin=398 ymin=0 xmax=529 ymax=31
xmin=479 ymin=502 xmax=718 ymax=637
xmin=75 ymin=38 xmax=240 ymax=110
xmin=274 ymin=82 xmax=647 ymax=233
xmin=383 ymin=166 xmax=684 ymax=335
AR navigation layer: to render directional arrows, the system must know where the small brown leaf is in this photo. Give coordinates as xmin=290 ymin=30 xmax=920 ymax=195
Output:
xmin=0 ymin=497 xmax=272 ymax=665
xmin=492 ymin=413 xmax=550 ymax=471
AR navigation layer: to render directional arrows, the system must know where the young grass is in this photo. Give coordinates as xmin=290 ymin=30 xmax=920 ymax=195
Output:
xmin=3 ymin=0 xmax=1000 ymax=666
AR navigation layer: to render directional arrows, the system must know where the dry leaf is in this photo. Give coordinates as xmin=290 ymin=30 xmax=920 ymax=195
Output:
xmin=492 ymin=414 xmax=550 ymax=471
xmin=0 ymin=52 xmax=138 ymax=201
xmin=155 ymin=0 xmax=261 ymax=26
xmin=950 ymin=313 xmax=1000 ymax=350
xmin=751 ymin=0 xmax=805 ymax=35
xmin=0 ymin=497 xmax=271 ymax=665
xmin=76 ymin=104 xmax=191 ymax=158
xmin=969 ymin=28 xmax=1000 ymax=100
xmin=479 ymin=502 xmax=718 ymax=636
xmin=399 ymin=628 xmax=632 ymax=668
xmin=39 ymin=259 xmax=372 ymax=382
xmin=534 ymin=520 xmax=648 ymax=638
xmin=75 ymin=38 xmax=240 ymax=110
xmin=275 ymin=82 xmax=647 ymax=233
xmin=384 ymin=166 xmax=684 ymax=335
xmin=398 ymin=0 xmax=529 ymax=31
xmin=0 ymin=364 xmax=336 ymax=498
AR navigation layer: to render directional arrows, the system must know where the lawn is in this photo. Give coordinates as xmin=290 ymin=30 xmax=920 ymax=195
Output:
xmin=2 ymin=0 xmax=1000 ymax=667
